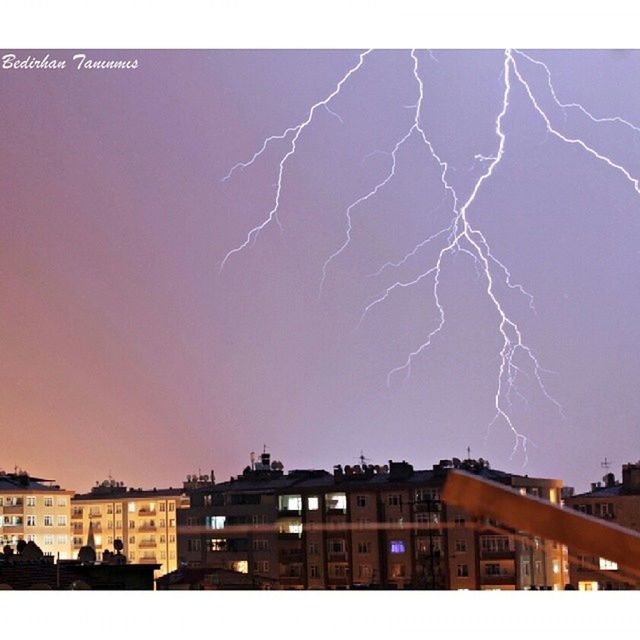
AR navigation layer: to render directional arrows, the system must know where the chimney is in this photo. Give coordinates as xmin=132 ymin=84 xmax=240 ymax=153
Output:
xmin=622 ymin=463 xmax=640 ymax=494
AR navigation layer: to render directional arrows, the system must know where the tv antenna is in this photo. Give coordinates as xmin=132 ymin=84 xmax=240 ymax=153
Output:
xmin=601 ymin=457 xmax=612 ymax=471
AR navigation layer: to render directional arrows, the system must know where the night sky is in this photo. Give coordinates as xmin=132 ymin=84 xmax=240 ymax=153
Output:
xmin=2 ymin=49 xmax=639 ymax=494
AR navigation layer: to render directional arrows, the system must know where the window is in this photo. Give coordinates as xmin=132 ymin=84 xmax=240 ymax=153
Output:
xmin=107 ymin=521 xmax=113 ymax=529
xmin=208 ymin=538 xmax=227 ymax=552
xmin=454 ymin=516 xmax=466 ymax=526
xmin=159 ymin=519 xmax=166 ymax=527
xmin=358 ymin=564 xmax=372 ymax=578
xmin=486 ymin=563 xmax=501 ymax=576
xmin=529 ymin=487 xmax=540 ymax=497
xmin=390 ymin=540 xmax=405 ymax=554
xmin=310 ymin=565 xmax=321 ymax=578
xmin=522 ymin=561 xmax=530 ymax=577
xmin=161 ymin=551 xmax=166 ymax=559
xmin=57 ymin=535 xmax=67 ymax=545
xmin=256 ymin=560 xmax=270 ymax=574
xmin=107 ymin=537 xmax=113 ymax=545
xmin=481 ymin=536 xmax=512 ymax=553
xmin=325 ymin=493 xmax=347 ymax=512
xmin=115 ymin=504 xmax=122 ymax=514
xmin=107 ymin=505 xmax=113 ymax=515
xmin=168 ymin=501 xmax=175 ymax=511
xmin=129 ymin=552 xmax=135 ymax=560
xmin=26 ymin=516 xmax=36 ymax=527
xmin=356 ymin=518 xmax=370 ymax=530
xmin=356 ymin=495 xmax=367 ymax=507
xmin=160 ymin=502 xmax=167 ymax=511
xmin=115 ymin=520 xmax=122 ymax=529
xmin=535 ymin=561 xmax=542 ymax=574
xmin=129 ymin=536 xmax=136 ymax=544
xmin=43 ymin=515 xmax=54 ymax=527
xmin=128 ymin=502 xmax=136 ymax=513
xmin=26 ymin=496 xmax=36 ymax=507
xmin=253 ymin=539 xmax=269 ymax=551
xmin=206 ymin=515 xmax=226 ymax=529
xmin=44 ymin=497 xmax=54 ymax=507
xmin=57 ymin=497 xmax=67 ymax=507
xmin=307 ymin=496 xmax=319 ymax=511
xmin=169 ymin=550 xmax=175 ymax=559
xmin=129 ymin=521 xmax=135 ymax=529
xmin=73 ymin=536 xmax=83 ymax=546
xmin=169 ymin=519 xmax=176 ymax=528
xmin=57 ymin=515 xmax=67 ymax=526
xmin=387 ymin=494 xmax=401 ymax=506
xmin=160 ymin=535 xmax=166 ymax=544
xmin=202 ymin=496 xmax=211 ymax=507
xmin=328 ymin=539 xmax=346 ymax=554
xmin=308 ymin=542 xmax=319 ymax=555
xmin=416 ymin=488 xmax=440 ymax=502
xmin=169 ymin=535 xmax=175 ymax=543
xmin=332 ymin=565 xmax=347 ymax=578
xmin=357 ymin=541 xmax=371 ymax=554
xmin=455 ymin=539 xmax=467 ymax=553
xmin=457 ymin=564 xmax=469 ymax=577
xmin=44 ymin=535 xmax=54 ymax=546
xmin=187 ymin=538 xmax=202 ymax=552
xmin=390 ymin=564 xmax=405 ymax=578
xmin=599 ymin=558 xmax=618 ymax=571
xmin=278 ymin=495 xmax=302 ymax=512
xmin=252 ymin=514 xmax=267 ymax=526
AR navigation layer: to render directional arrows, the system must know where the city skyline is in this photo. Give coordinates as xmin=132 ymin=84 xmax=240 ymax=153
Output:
xmin=2 ymin=50 xmax=640 ymax=494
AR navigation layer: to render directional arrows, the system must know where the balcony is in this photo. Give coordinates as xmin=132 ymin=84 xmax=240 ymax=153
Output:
xmin=279 ymin=549 xmax=304 ymax=563
xmin=278 ymin=532 xmax=302 ymax=541
xmin=3 ymin=505 xmax=24 ymax=515
xmin=277 ymin=508 xmax=302 ymax=517
xmin=138 ymin=556 xmax=158 ymax=564
xmin=279 ymin=575 xmax=304 ymax=586
xmin=71 ymin=512 xmax=83 ymax=520
xmin=326 ymin=508 xmax=347 ymax=516
xmin=138 ymin=509 xmax=156 ymax=517
xmin=482 ymin=574 xmax=516 ymax=586
xmin=328 ymin=577 xmax=350 ymax=586
xmin=328 ymin=552 xmax=348 ymax=562
xmin=138 ymin=540 xmax=157 ymax=548
xmin=138 ymin=524 xmax=157 ymax=532
xmin=88 ymin=512 xmax=102 ymax=519
xmin=480 ymin=550 xmax=516 ymax=561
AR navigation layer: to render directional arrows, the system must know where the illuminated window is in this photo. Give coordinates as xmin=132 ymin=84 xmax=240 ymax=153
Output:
xmin=307 ymin=496 xmax=319 ymax=511
xmin=44 ymin=535 xmax=54 ymax=546
xmin=599 ymin=558 xmax=618 ymax=571
xmin=206 ymin=515 xmax=226 ymax=529
xmin=390 ymin=564 xmax=405 ymax=578
xmin=94 ymin=535 xmax=102 ymax=546
xmin=552 ymin=560 xmax=560 ymax=574
xmin=128 ymin=503 xmax=136 ymax=513
xmin=278 ymin=495 xmax=302 ymax=512
xmin=578 ymin=581 xmax=599 ymax=591
xmin=325 ymin=493 xmax=347 ymax=512
xmin=207 ymin=538 xmax=227 ymax=552
xmin=390 ymin=540 xmax=405 ymax=554
xmin=232 ymin=560 xmax=248 ymax=574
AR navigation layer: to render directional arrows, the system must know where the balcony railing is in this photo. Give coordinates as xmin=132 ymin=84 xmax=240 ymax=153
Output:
xmin=138 ymin=540 xmax=157 ymax=548
xmin=3 ymin=505 xmax=24 ymax=514
xmin=480 ymin=549 xmax=516 ymax=560
xmin=138 ymin=524 xmax=157 ymax=532
xmin=88 ymin=512 xmax=102 ymax=519
xmin=138 ymin=509 xmax=156 ymax=516
xmin=138 ymin=556 xmax=158 ymax=564
xmin=279 ymin=549 xmax=304 ymax=563
xmin=326 ymin=508 xmax=347 ymax=516
xmin=482 ymin=574 xmax=516 ymax=586
xmin=71 ymin=512 xmax=83 ymax=519
xmin=328 ymin=552 xmax=348 ymax=562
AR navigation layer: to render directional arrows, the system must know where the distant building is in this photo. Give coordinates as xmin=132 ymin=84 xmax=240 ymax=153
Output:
xmin=157 ymin=566 xmax=275 ymax=590
xmin=178 ymin=453 xmax=567 ymax=590
xmin=565 ymin=462 xmax=640 ymax=590
xmin=71 ymin=478 xmax=189 ymax=578
xmin=0 ymin=469 xmax=73 ymax=560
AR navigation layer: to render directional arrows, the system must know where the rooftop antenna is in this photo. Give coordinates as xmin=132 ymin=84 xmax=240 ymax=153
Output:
xmin=359 ymin=450 xmax=372 ymax=466
xmin=467 ymin=446 xmax=471 ymax=459
xmin=601 ymin=457 xmax=612 ymax=471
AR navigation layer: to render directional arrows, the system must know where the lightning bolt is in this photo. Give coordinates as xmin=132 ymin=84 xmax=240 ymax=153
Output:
xmin=219 ymin=49 xmax=372 ymax=271
xmin=221 ymin=48 xmax=640 ymax=461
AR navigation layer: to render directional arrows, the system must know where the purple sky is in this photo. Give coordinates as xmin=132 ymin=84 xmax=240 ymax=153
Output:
xmin=2 ymin=49 xmax=639 ymax=493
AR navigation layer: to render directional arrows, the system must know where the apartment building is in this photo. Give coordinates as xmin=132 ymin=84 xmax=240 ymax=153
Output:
xmin=0 ymin=469 xmax=73 ymax=560
xmin=178 ymin=453 xmax=567 ymax=590
xmin=71 ymin=478 xmax=189 ymax=577
xmin=565 ymin=461 xmax=640 ymax=590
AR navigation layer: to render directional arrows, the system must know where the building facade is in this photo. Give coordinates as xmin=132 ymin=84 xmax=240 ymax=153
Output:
xmin=71 ymin=479 xmax=189 ymax=577
xmin=178 ymin=454 xmax=567 ymax=590
xmin=0 ymin=470 xmax=73 ymax=560
xmin=565 ymin=461 xmax=640 ymax=590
